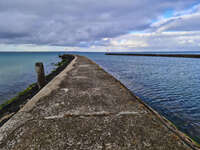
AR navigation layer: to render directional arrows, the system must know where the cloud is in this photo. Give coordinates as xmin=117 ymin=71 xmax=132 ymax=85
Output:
xmin=151 ymin=3 xmax=200 ymax=32
xmin=108 ymin=31 xmax=200 ymax=51
xmin=0 ymin=0 xmax=198 ymax=50
xmin=110 ymin=38 xmax=148 ymax=48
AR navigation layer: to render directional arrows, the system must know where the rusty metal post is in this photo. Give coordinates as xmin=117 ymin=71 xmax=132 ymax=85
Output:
xmin=35 ymin=62 xmax=46 ymax=89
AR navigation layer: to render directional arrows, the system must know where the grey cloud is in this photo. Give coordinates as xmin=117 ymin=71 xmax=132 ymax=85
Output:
xmin=0 ymin=0 xmax=198 ymax=47
xmin=151 ymin=4 xmax=200 ymax=32
xmin=163 ymin=14 xmax=200 ymax=31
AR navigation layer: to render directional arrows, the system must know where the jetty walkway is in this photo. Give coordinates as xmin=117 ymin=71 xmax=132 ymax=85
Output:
xmin=0 ymin=55 xmax=198 ymax=149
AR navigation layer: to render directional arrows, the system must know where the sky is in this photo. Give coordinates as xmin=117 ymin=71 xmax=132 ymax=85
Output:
xmin=0 ymin=0 xmax=200 ymax=52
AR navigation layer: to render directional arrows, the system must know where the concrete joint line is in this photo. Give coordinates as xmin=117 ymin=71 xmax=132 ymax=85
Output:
xmin=44 ymin=111 xmax=139 ymax=119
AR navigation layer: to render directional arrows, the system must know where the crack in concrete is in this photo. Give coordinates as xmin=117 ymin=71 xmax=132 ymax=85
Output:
xmin=44 ymin=111 xmax=139 ymax=120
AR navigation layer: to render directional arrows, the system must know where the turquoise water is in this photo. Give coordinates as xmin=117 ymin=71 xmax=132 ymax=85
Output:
xmin=1 ymin=51 xmax=200 ymax=142
xmin=0 ymin=52 xmax=65 ymax=103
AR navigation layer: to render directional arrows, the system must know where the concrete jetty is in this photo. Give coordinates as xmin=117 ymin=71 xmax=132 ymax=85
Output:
xmin=0 ymin=55 xmax=199 ymax=149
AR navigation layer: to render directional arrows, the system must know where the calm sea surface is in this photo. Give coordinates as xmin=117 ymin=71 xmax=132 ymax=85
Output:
xmin=1 ymin=51 xmax=200 ymax=142
xmin=0 ymin=52 xmax=65 ymax=103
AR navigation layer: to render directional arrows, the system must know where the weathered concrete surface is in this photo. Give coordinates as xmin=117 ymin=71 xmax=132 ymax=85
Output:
xmin=0 ymin=55 xmax=198 ymax=150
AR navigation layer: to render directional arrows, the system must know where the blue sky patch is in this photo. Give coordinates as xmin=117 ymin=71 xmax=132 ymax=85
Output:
xmin=163 ymin=9 xmax=174 ymax=19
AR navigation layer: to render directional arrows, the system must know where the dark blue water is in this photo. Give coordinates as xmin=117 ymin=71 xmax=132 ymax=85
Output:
xmin=0 ymin=52 xmax=65 ymax=103
xmin=0 ymin=51 xmax=200 ymax=142
xmin=68 ymin=52 xmax=200 ymax=142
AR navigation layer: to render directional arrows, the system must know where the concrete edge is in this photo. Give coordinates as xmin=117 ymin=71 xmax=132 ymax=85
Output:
xmin=20 ymin=56 xmax=77 ymax=112
xmin=0 ymin=56 xmax=77 ymax=144
xmin=134 ymin=95 xmax=200 ymax=150
xmin=80 ymin=55 xmax=200 ymax=150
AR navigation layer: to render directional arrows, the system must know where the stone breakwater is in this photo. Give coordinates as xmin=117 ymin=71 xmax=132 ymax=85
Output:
xmin=105 ymin=53 xmax=200 ymax=59
xmin=0 ymin=55 xmax=199 ymax=150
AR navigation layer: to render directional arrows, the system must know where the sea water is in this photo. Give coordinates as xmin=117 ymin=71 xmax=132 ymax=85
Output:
xmin=0 ymin=52 xmax=65 ymax=103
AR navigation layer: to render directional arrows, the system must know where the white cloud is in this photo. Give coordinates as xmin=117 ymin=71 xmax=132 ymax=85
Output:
xmin=106 ymin=31 xmax=200 ymax=52
xmin=0 ymin=44 xmax=65 ymax=52
xmin=110 ymin=39 xmax=148 ymax=48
